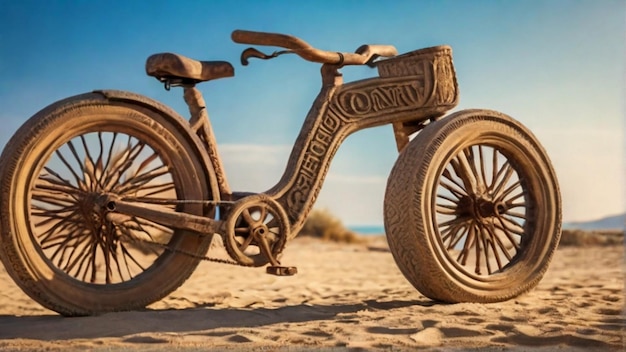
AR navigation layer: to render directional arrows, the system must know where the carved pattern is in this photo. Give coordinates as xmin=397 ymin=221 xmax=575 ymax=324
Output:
xmin=332 ymin=46 xmax=457 ymax=123
xmin=284 ymin=110 xmax=344 ymax=223
xmin=433 ymin=54 xmax=456 ymax=105
xmin=334 ymin=76 xmax=431 ymax=120
xmin=378 ymin=46 xmax=457 ymax=104
xmin=278 ymin=47 xmax=460 ymax=232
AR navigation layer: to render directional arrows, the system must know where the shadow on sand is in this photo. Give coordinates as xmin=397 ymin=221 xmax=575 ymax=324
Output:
xmin=0 ymin=298 xmax=434 ymax=340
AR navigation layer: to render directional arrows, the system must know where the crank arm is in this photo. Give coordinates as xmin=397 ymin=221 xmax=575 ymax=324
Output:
xmin=99 ymin=195 xmax=222 ymax=235
xmin=253 ymin=232 xmax=298 ymax=276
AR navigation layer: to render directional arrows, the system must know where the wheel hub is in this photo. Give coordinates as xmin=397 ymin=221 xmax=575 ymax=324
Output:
xmin=457 ymin=194 xmax=505 ymax=222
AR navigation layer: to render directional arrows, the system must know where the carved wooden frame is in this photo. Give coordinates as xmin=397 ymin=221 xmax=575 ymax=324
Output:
xmin=101 ymin=45 xmax=459 ymax=241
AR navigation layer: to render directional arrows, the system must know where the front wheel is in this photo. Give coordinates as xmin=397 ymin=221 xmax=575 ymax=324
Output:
xmin=0 ymin=92 xmax=214 ymax=315
xmin=384 ymin=109 xmax=561 ymax=303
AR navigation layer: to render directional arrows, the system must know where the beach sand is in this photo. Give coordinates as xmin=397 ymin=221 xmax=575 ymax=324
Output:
xmin=0 ymin=234 xmax=624 ymax=351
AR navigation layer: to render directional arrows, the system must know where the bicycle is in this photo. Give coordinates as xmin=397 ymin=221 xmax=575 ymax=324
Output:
xmin=0 ymin=30 xmax=561 ymax=316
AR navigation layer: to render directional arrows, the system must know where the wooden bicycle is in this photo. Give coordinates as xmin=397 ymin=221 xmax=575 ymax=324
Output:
xmin=0 ymin=30 xmax=561 ymax=316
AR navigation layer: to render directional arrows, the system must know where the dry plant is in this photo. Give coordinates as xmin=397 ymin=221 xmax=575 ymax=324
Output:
xmin=298 ymin=208 xmax=362 ymax=243
xmin=559 ymin=229 xmax=624 ymax=247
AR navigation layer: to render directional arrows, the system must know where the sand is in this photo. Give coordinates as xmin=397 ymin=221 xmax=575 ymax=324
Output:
xmin=0 ymin=235 xmax=624 ymax=351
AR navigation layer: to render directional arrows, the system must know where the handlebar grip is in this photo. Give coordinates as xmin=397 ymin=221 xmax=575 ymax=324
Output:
xmin=231 ymin=30 xmax=311 ymax=50
xmin=356 ymin=44 xmax=398 ymax=58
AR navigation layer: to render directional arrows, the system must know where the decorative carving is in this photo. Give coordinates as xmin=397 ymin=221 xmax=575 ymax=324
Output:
xmin=378 ymin=45 xmax=458 ymax=105
xmin=334 ymin=76 xmax=431 ymax=120
xmin=433 ymin=54 xmax=457 ymax=104
xmin=284 ymin=110 xmax=344 ymax=223
xmin=331 ymin=45 xmax=458 ymax=126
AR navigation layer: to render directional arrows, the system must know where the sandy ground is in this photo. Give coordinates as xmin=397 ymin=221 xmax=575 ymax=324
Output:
xmin=0 ymin=235 xmax=624 ymax=351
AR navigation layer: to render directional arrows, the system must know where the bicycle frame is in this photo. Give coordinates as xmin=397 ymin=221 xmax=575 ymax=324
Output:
xmin=0 ymin=29 xmax=561 ymax=313
xmin=102 ymin=45 xmax=459 ymax=239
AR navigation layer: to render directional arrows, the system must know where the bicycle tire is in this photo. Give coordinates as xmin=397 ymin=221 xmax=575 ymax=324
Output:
xmin=0 ymin=92 xmax=214 ymax=316
xmin=384 ymin=109 xmax=561 ymax=303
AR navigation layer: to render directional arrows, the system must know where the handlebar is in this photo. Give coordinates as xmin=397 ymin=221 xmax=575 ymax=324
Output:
xmin=231 ymin=30 xmax=397 ymax=66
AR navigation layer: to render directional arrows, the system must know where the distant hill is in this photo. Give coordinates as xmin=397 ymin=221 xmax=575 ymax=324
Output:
xmin=564 ymin=213 xmax=625 ymax=231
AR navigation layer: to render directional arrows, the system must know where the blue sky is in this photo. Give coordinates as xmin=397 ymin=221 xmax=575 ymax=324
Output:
xmin=0 ymin=0 xmax=623 ymax=225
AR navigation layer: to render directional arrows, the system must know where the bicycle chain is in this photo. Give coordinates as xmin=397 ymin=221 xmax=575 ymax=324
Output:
xmin=120 ymin=232 xmax=251 ymax=267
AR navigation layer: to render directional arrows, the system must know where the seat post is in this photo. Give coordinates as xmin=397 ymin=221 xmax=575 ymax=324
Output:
xmin=183 ymin=86 xmax=207 ymax=128
xmin=183 ymin=86 xmax=232 ymax=199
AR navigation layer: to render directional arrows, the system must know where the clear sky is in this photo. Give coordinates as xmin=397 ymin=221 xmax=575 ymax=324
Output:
xmin=0 ymin=0 xmax=623 ymax=225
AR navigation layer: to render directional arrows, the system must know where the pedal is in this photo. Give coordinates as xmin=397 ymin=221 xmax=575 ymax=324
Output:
xmin=266 ymin=266 xmax=298 ymax=276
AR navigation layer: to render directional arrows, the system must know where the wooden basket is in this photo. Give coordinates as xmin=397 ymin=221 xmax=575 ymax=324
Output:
xmin=376 ymin=45 xmax=458 ymax=107
xmin=376 ymin=46 xmax=459 ymax=151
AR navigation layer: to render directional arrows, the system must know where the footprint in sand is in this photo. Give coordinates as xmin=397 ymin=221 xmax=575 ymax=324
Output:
xmin=410 ymin=327 xmax=443 ymax=346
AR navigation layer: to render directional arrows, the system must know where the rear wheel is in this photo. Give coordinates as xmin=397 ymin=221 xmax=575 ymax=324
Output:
xmin=384 ymin=109 xmax=561 ymax=303
xmin=0 ymin=93 xmax=213 ymax=315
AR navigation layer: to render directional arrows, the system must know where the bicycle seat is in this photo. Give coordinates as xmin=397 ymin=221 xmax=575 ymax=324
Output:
xmin=146 ymin=53 xmax=234 ymax=84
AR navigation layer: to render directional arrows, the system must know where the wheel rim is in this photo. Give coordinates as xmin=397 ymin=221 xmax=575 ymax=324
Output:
xmin=30 ymin=131 xmax=179 ymax=285
xmin=434 ymin=143 xmax=532 ymax=280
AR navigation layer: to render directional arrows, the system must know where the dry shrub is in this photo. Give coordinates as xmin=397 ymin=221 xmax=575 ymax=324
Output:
xmin=559 ymin=229 xmax=624 ymax=247
xmin=299 ymin=208 xmax=362 ymax=243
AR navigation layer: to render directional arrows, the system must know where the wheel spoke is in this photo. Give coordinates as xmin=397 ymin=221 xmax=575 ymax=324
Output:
xmin=117 ymin=165 xmax=171 ymax=194
xmin=505 ymin=211 xmax=527 ymax=221
xmin=235 ymin=227 xmax=250 ymax=235
xmin=464 ymin=147 xmax=486 ymax=193
xmin=437 ymin=193 xmax=460 ymax=204
xmin=66 ymin=241 xmax=94 ymax=279
xmin=101 ymin=141 xmax=143 ymax=190
xmin=497 ymin=180 xmax=523 ymax=202
xmin=118 ymin=239 xmax=147 ymax=276
xmin=489 ymin=158 xmax=514 ymax=195
xmin=237 ymin=233 xmax=255 ymax=250
xmin=438 ymin=216 xmax=469 ymax=229
xmin=80 ymin=135 xmax=97 ymax=186
xmin=488 ymin=221 xmax=515 ymax=262
xmin=439 ymin=180 xmax=467 ymax=199
xmin=480 ymin=226 xmax=493 ymax=275
xmin=66 ymin=140 xmax=90 ymax=184
xmin=35 ymin=176 xmax=82 ymax=197
xmin=484 ymin=223 xmax=505 ymax=272
xmin=257 ymin=206 xmax=268 ymax=224
xmin=441 ymin=168 xmax=468 ymax=195
xmin=54 ymin=148 xmax=84 ymax=189
xmin=241 ymin=209 xmax=256 ymax=226
xmin=38 ymin=217 xmax=82 ymax=248
xmin=440 ymin=221 xmax=467 ymax=250
xmin=474 ymin=225 xmax=483 ymax=274
xmin=478 ymin=146 xmax=488 ymax=190
xmin=494 ymin=216 xmax=523 ymax=250
xmin=456 ymin=224 xmax=476 ymax=265
xmin=450 ymin=153 xmax=478 ymax=194
xmin=436 ymin=203 xmax=458 ymax=215
xmin=42 ymin=166 xmax=76 ymax=190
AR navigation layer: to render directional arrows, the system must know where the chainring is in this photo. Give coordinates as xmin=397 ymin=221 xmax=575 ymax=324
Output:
xmin=222 ymin=194 xmax=290 ymax=267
